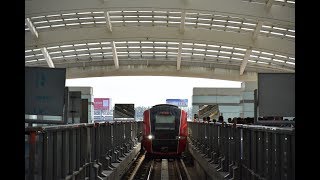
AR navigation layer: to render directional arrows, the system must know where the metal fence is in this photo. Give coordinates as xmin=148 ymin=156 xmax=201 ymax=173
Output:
xmin=25 ymin=121 xmax=143 ymax=180
xmin=188 ymin=122 xmax=295 ymax=180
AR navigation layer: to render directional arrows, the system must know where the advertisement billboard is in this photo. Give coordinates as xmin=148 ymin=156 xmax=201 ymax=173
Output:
xmin=94 ymin=98 xmax=110 ymax=110
xmin=166 ymin=99 xmax=188 ymax=107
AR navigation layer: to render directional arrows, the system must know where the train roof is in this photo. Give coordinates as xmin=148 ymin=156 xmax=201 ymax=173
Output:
xmin=151 ymin=104 xmax=178 ymax=108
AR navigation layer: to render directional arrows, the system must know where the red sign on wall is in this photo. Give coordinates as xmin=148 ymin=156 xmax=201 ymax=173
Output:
xmin=94 ymin=98 xmax=110 ymax=110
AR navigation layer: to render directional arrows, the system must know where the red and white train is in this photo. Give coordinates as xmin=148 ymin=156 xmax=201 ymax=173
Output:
xmin=142 ymin=104 xmax=188 ymax=157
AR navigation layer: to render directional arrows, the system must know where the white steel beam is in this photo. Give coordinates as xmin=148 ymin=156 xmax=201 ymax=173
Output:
xmin=66 ymin=64 xmax=259 ymax=82
xmin=104 ymin=11 xmax=112 ymax=32
xmin=40 ymin=47 xmax=55 ymax=68
xmin=25 ymin=18 xmax=39 ymax=39
xmin=266 ymin=0 xmax=275 ymax=10
xmin=240 ymin=49 xmax=252 ymax=75
xmin=110 ymin=41 xmax=119 ymax=69
xmin=177 ymin=42 xmax=182 ymax=70
xmin=253 ymin=21 xmax=263 ymax=40
xmin=26 ymin=0 xmax=294 ymax=26
xmin=25 ymin=26 xmax=295 ymax=56
xmin=180 ymin=11 xmax=186 ymax=34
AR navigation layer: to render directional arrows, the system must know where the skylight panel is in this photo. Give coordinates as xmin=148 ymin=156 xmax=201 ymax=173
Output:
xmin=77 ymin=12 xmax=92 ymax=15
xmin=89 ymin=47 xmax=101 ymax=51
xmin=47 ymin=14 xmax=61 ymax=17
xmin=262 ymin=25 xmax=271 ymax=29
xmin=206 ymin=54 xmax=217 ymax=57
xmin=26 ymin=60 xmax=38 ymax=63
xmin=31 ymin=16 xmax=45 ymax=19
xmin=64 ymin=55 xmax=77 ymax=58
xmin=64 ymin=18 xmax=78 ymax=21
xmin=228 ymin=20 xmax=241 ymax=24
xmin=194 ymin=43 xmax=206 ymax=46
xmin=193 ymin=48 xmax=206 ymax=52
xmin=33 ymin=21 xmax=48 ymax=24
xmin=221 ymin=46 xmax=233 ymax=49
xmin=275 ymin=54 xmax=287 ymax=58
xmin=233 ymin=52 xmax=244 ymax=56
xmin=285 ymin=34 xmax=295 ymax=38
xmin=49 ymin=51 xmax=62 ymax=54
xmin=198 ymin=23 xmax=210 ymax=26
xmin=208 ymin=45 xmax=220 ymax=48
xmin=227 ymin=26 xmax=240 ymax=29
xmin=25 ymin=55 xmax=35 ymax=58
xmin=286 ymin=61 xmax=295 ymax=65
xmin=241 ymin=27 xmax=254 ymax=31
xmin=76 ymin=48 xmax=88 ymax=52
xmin=81 ymin=22 xmax=94 ymax=25
xmin=76 ymin=53 xmax=89 ymax=57
xmin=79 ymin=17 xmax=94 ymax=20
xmin=220 ymin=51 xmax=232 ymax=54
xmin=257 ymin=61 xmax=268 ymax=64
xmin=243 ymin=22 xmax=256 ymax=26
xmin=36 ymin=26 xmax=50 ymax=29
xmin=273 ymin=26 xmax=287 ymax=31
xmin=218 ymin=55 xmax=230 ymax=59
xmin=232 ymin=57 xmax=243 ymax=61
xmin=74 ymin=43 xmax=86 ymax=46
xmin=273 ymin=59 xmax=284 ymax=63
xmin=193 ymin=53 xmax=204 ymax=56
xmin=261 ymin=52 xmax=273 ymax=56
xmin=49 ymin=19 xmax=63 ymax=22
xmin=60 ymin=44 xmax=73 ymax=48
xmin=66 ymin=23 xmax=80 ymax=26
xmin=207 ymin=50 xmax=218 ymax=53
xmin=62 ymin=13 xmax=76 ymax=16
xmin=88 ymin=42 xmax=100 ymax=46
xmin=213 ymin=19 xmax=227 ymax=23
xmin=52 ymin=24 xmax=65 ymax=27
xmin=270 ymin=32 xmax=284 ymax=36
xmin=260 ymin=56 xmax=271 ymax=60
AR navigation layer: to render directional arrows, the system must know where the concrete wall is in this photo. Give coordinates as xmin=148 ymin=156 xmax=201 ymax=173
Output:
xmin=68 ymin=86 xmax=94 ymax=123
xmin=192 ymin=82 xmax=257 ymax=120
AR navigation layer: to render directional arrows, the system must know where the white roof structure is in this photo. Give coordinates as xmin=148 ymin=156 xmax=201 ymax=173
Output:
xmin=25 ymin=0 xmax=294 ymax=81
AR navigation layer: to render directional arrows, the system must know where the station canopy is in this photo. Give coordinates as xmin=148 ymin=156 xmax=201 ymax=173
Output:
xmin=25 ymin=0 xmax=294 ymax=81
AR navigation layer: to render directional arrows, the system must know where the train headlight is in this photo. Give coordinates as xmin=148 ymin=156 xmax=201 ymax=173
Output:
xmin=176 ymin=136 xmax=186 ymax=140
xmin=147 ymin=134 xmax=154 ymax=140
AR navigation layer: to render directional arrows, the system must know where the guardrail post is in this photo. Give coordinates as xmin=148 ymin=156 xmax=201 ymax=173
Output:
xmin=257 ymin=130 xmax=265 ymax=179
xmin=272 ymin=133 xmax=280 ymax=180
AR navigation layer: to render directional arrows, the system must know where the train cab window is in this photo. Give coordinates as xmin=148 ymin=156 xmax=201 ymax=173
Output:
xmin=155 ymin=114 xmax=175 ymax=130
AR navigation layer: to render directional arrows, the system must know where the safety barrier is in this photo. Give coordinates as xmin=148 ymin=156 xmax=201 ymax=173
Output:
xmin=188 ymin=122 xmax=295 ymax=180
xmin=25 ymin=121 xmax=143 ymax=180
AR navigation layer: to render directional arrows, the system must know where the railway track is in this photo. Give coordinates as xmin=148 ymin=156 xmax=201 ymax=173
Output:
xmin=122 ymin=153 xmax=191 ymax=180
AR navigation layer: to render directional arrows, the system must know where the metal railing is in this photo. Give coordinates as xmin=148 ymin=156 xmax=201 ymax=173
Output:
xmin=188 ymin=122 xmax=295 ymax=180
xmin=25 ymin=121 xmax=143 ymax=180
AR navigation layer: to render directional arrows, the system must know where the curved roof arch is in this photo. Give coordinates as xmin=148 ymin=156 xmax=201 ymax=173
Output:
xmin=25 ymin=0 xmax=295 ymax=81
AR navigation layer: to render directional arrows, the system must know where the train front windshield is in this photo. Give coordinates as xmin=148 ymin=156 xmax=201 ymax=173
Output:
xmin=155 ymin=114 xmax=175 ymax=130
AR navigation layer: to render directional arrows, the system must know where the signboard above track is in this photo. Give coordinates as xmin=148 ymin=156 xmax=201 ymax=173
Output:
xmin=166 ymin=99 xmax=188 ymax=107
